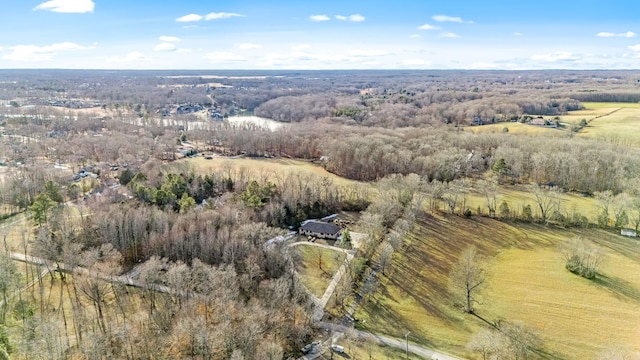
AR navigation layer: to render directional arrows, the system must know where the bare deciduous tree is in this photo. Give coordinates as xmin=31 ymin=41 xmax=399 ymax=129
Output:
xmin=449 ymin=246 xmax=486 ymax=313
xmin=529 ymin=183 xmax=558 ymax=224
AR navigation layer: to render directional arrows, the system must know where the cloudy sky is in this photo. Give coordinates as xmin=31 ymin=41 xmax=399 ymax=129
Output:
xmin=0 ymin=0 xmax=638 ymax=70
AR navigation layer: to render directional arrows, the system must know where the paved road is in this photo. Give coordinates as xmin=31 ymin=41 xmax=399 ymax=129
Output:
xmin=317 ymin=322 xmax=464 ymax=360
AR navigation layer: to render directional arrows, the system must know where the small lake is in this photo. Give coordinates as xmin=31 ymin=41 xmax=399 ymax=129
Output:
xmin=226 ymin=116 xmax=285 ymax=131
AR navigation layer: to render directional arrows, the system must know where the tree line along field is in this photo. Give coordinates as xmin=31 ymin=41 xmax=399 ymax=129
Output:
xmin=2 ymin=70 xmax=640 ymax=359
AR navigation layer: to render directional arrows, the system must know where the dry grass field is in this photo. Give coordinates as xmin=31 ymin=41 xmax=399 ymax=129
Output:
xmin=354 ymin=212 xmax=640 ymax=359
xmin=183 ymin=156 xmax=361 ymax=187
xmin=578 ymin=108 xmax=640 ymax=146
xmin=465 ymin=183 xmax=602 ymax=222
xmin=465 ymin=122 xmax=566 ymax=136
xmin=294 ymin=244 xmax=346 ymax=298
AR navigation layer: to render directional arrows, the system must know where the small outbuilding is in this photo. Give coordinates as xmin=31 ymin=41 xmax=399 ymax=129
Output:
xmin=621 ymin=228 xmax=637 ymax=237
xmin=299 ymin=220 xmax=342 ymax=240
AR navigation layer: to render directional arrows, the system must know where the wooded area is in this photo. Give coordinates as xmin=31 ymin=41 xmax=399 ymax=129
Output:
xmin=1 ymin=69 xmax=639 ymax=359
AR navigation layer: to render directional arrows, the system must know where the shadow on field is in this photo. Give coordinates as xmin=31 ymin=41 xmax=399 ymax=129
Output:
xmin=593 ymin=232 xmax=640 ymax=263
xmin=593 ymin=274 xmax=640 ymax=302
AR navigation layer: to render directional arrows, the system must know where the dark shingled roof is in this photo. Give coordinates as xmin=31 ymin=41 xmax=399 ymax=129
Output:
xmin=300 ymin=221 xmax=341 ymax=235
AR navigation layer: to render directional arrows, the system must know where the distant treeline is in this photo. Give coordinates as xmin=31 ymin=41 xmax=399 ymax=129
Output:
xmin=194 ymin=124 xmax=639 ymax=194
xmin=570 ymin=92 xmax=640 ymax=103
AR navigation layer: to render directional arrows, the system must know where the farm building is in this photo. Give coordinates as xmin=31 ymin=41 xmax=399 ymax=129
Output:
xmin=621 ymin=228 xmax=637 ymax=237
xmin=299 ymin=220 xmax=342 ymax=240
xmin=528 ymin=117 xmax=547 ymax=126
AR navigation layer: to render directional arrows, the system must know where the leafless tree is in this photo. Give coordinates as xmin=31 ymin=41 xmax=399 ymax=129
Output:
xmin=449 ymin=246 xmax=486 ymax=313
xmin=529 ymin=183 xmax=558 ymax=224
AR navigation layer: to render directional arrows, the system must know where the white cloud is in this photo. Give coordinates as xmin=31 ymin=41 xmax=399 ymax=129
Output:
xmin=2 ymin=42 xmax=90 ymax=62
xmin=432 ymin=15 xmax=472 ymax=23
xmin=154 ymin=43 xmax=176 ymax=52
xmin=204 ymin=51 xmax=245 ymax=62
xmin=597 ymin=32 xmax=615 ymax=38
xmin=159 ymin=36 xmax=181 ymax=42
xmin=418 ymin=24 xmax=440 ymax=30
xmin=0 ymin=47 xmax=3 ymax=51
xmin=531 ymin=51 xmax=581 ymax=62
xmin=310 ymin=15 xmax=330 ymax=22
xmin=238 ymin=43 xmax=262 ymax=50
xmin=348 ymin=49 xmax=388 ymax=57
xmin=177 ymin=48 xmax=192 ymax=53
xmin=410 ymin=34 xmax=421 ymax=38
xmin=628 ymin=44 xmax=640 ymax=51
xmin=291 ymin=44 xmax=310 ymax=51
xmin=176 ymin=14 xmax=203 ymax=22
xmin=335 ymin=14 xmax=365 ymax=22
xmin=107 ymin=52 xmax=147 ymax=63
xmin=441 ymin=32 xmax=459 ymax=38
xmin=597 ymin=31 xmax=636 ymax=38
xmin=513 ymin=32 xmax=523 ymax=36
xmin=33 ymin=0 xmax=94 ymax=13
xmin=205 ymin=12 xmax=243 ymax=20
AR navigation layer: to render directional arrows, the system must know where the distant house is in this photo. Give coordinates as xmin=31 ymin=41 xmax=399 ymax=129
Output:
xmin=299 ymin=220 xmax=342 ymax=240
xmin=528 ymin=117 xmax=547 ymax=126
xmin=471 ymin=116 xmax=485 ymax=126
xmin=621 ymin=228 xmax=637 ymax=237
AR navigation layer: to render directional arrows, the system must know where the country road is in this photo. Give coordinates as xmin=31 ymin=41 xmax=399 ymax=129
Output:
xmin=316 ymin=322 xmax=463 ymax=360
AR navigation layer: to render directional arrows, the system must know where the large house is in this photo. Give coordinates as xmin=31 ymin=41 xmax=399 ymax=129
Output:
xmin=299 ymin=220 xmax=342 ymax=240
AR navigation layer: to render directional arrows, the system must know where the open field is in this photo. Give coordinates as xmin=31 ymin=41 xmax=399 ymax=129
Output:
xmin=354 ymin=212 xmax=640 ymax=359
xmin=181 ymin=156 xmax=363 ymax=187
xmin=483 ymin=240 xmax=640 ymax=359
xmin=465 ymin=183 xmax=602 ymax=222
xmin=578 ymin=107 xmax=640 ymax=146
xmin=465 ymin=122 xmax=566 ymax=136
xmin=294 ymin=244 xmax=346 ymax=298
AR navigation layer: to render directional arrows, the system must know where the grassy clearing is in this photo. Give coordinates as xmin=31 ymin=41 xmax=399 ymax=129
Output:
xmin=465 ymin=183 xmax=601 ymax=223
xmin=483 ymin=241 xmax=640 ymax=360
xmin=182 ymin=156 xmax=359 ymax=187
xmin=465 ymin=122 xmax=566 ymax=137
xmin=294 ymin=244 xmax=346 ymax=298
xmin=355 ymin=212 xmax=640 ymax=359
xmin=578 ymin=107 xmax=640 ymax=146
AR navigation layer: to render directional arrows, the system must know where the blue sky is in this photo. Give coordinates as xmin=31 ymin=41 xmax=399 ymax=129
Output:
xmin=0 ymin=0 xmax=638 ymax=69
